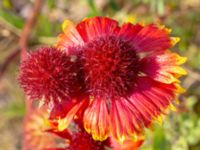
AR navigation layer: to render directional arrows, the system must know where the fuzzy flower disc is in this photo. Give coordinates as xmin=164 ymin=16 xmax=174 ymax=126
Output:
xmin=18 ymin=47 xmax=83 ymax=105
xmin=82 ymin=35 xmax=139 ymax=99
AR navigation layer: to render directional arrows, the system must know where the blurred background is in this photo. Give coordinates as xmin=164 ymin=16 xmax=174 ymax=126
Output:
xmin=0 ymin=0 xmax=200 ymax=150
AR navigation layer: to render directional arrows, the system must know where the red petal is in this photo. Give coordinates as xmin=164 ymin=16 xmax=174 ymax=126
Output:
xmin=110 ymin=99 xmax=143 ymax=142
xmin=110 ymin=77 xmax=177 ymax=141
xmin=118 ymin=23 xmax=143 ymax=42
xmin=57 ymin=99 xmax=88 ymax=131
xmin=56 ymin=20 xmax=84 ymax=52
xmin=134 ymin=77 xmax=176 ymax=108
xmin=50 ymin=100 xmax=76 ymax=120
xmin=130 ymin=77 xmax=177 ymax=125
xmin=76 ymin=16 xmax=119 ymax=42
xmin=84 ymin=98 xmax=110 ymax=141
xmin=132 ymin=24 xmax=171 ymax=52
xmin=140 ymin=51 xmax=187 ymax=83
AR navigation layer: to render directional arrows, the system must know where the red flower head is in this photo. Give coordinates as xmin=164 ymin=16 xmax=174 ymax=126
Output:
xmin=18 ymin=47 xmax=83 ymax=107
xmin=56 ymin=16 xmax=187 ymax=142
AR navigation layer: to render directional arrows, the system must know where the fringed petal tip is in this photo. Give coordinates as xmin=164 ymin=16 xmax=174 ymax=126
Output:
xmin=84 ymin=122 xmax=109 ymax=141
xmin=168 ymin=103 xmax=177 ymax=111
xmin=175 ymin=83 xmax=186 ymax=94
xmin=92 ymin=131 xmax=110 ymax=142
xmin=174 ymin=53 xmax=187 ymax=65
xmin=149 ymin=114 xmax=165 ymax=130
xmin=155 ymin=22 xmax=172 ymax=34
xmin=149 ymin=93 xmax=182 ymax=128
xmin=169 ymin=52 xmax=187 ymax=77
xmin=112 ymin=140 xmax=144 ymax=150
xmin=57 ymin=117 xmax=69 ymax=131
xmin=141 ymin=50 xmax=187 ymax=84
xmin=110 ymin=134 xmax=145 ymax=150
xmin=148 ymin=102 xmax=177 ymax=132
xmin=124 ymin=15 xmax=136 ymax=24
xmin=62 ymin=19 xmax=75 ymax=32
xmin=84 ymin=127 xmax=109 ymax=142
xmin=170 ymin=37 xmax=180 ymax=46
xmin=138 ymin=20 xmax=145 ymax=26
xmin=56 ymin=100 xmax=88 ymax=131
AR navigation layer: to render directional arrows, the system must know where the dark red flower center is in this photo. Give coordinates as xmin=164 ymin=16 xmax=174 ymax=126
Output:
xmin=81 ymin=36 xmax=140 ymax=99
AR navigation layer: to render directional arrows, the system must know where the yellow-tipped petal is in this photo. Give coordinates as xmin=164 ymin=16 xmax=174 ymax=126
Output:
xmin=62 ymin=19 xmax=74 ymax=31
xmin=132 ymin=133 xmax=144 ymax=142
xmin=164 ymin=28 xmax=172 ymax=34
xmin=84 ymin=125 xmax=91 ymax=134
xmin=169 ymin=103 xmax=177 ymax=111
xmin=139 ymin=20 xmax=145 ymax=26
xmin=92 ymin=131 xmax=108 ymax=141
xmin=168 ymin=74 xmax=180 ymax=83
xmin=148 ymin=124 xmax=155 ymax=131
xmin=177 ymin=67 xmax=187 ymax=75
xmin=175 ymin=84 xmax=186 ymax=93
xmin=119 ymin=135 xmax=125 ymax=144
xmin=157 ymin=24 xmax=172 ymax=33
xmin=169 ymin=66 xmax=187 ymax=76
xmin=43 ymin=119 xmax=54 ymax=129
xmin=175 ymin=54 xmax=187 ymax=65
xmin=82 ymin=17 xmax=89 ymax=22
xmin=125 ymin=15 xmax=136 ymax=23
xmin=175 ymin=99 xmax=180 ymax=104
xmin=156 ymin=115 xmax=163 ymax=126
xmin=170 ymin=37 xmax=180 ymax=46
xmin=165 ymin=27 xmax=172 ymax=34
xmin=58 ymin=117 xmax=68 ymax=131
xmin=58 ymin=101 xmax=86 ymax=131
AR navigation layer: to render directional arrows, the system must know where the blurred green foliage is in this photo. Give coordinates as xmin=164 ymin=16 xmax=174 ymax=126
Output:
xmin=0 ymin=0 xmax=200 ymax=150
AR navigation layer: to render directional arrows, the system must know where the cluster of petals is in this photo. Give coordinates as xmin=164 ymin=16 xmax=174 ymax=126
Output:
xmin=19 ymin=16 xmax=187 ymax=147
xmin=23 ymin=107 xmax=142 ymax=150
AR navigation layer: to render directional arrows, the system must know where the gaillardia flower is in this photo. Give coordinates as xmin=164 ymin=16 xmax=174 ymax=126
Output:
xmin=18 ymin=47 xmax=83 ymax=107
xmin=56 ymin=16 xmax=187 ymax=142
